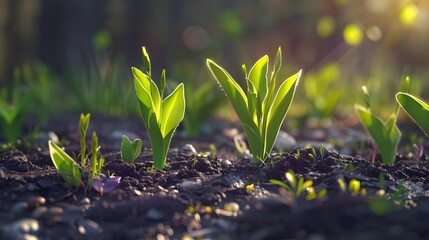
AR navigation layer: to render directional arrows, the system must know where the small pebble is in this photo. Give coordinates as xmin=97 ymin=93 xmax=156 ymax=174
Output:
xmin=182 ymin=144 xmax=197 ymax=155
xmin=274 ymin=131 xmax=297 ymax=151
xmin=27 ymin=196 xmax=46 ymax=209
xmin=180 ymin=180 xmax=202 ymax=191
xmin=12 ymin=202 xmax=29 ymax=214
xmin=32 ymin=206 xmax=48 ymax=218
xmin=46 ymin=206 xmax=64 ymax=216
xmin=80 ymin=198 xmax=90 ymax=205
xmin=4 ymin=218 xmax=39 ymax=239
xmin=77 ymin=219 xmax=103 ymax=235
xmin=220 ymin=159 xmax=232 ymax=167
xmin=146 ymin=208 xmax=164 ymax=220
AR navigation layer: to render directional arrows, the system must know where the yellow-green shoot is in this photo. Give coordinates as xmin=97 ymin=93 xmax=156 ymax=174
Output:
xmin=207 ymin=47 xmax=301 ymax=163
xmin=132 ymin=47 xmax=186 ymax=170
xmin=396 ymin=92 xmax=429 ymax=136
xmin=355 ymin=78 xmax=410 ymax=164
xmin=79 ymin=113 xmax=90 ymax=166
xmin=121 ymin=135 xmax=142 ymax=164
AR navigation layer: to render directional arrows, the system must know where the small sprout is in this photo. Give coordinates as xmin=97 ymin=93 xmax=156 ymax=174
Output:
xmin=79 ymin=113 xmax=90 ymax=166
xmin=338 ymin=178 xmax=366 ymax=196
xmin=132 ymin=47 xmax=186 ymax=170
xmin=348 ymin=179 xmax=361 ymax=196
xmin=121 ymin=135 xmax=142 ymax=164
xmin=48 ymin=140 xmax=82 ymax=187
xmin=319 ymin=144 xmax=326 ymax=161
xmin=209 ymin=143 xmax=217 ymax=157
xmin=207 ymin=47 xmax=301 ymax=163
xmin=294 ymin=150 xmax=301 ymax=160
xmin=337 ymin=178 xmax=347 ymax=192
xmin=270 ymin=169 xmax=325 ymax=200
xmin=246 ymin=183 xmax=255 ymax=192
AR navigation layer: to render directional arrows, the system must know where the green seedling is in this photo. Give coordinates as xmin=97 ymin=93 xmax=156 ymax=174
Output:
xmin=79 ymin=113 xmax=90 ymax=166
xmin=48 ymin=116 xmax=118 ymax=194
xmin=183 ymin=79 xmax=223 ymax=137
xmin=132 ymin=47 xmax=186 ymax=170
xmin=396 ymin=92 xmax=429 ymax=136
xmin=355 ymin=77 xmax=410 ymax=164
xmin=0 ymin=69 xmax=31 ymax=143
xmin=270 ymin=169 xmax=326 ymax=200
xmin=48 ymin=140 xmax=82 ymax=187
xmin=88 ymin=132 xmax=105 ymax=193
xmin=337 ymin=178 xmax=366 ymax=196
xmin=121 ymin=135 xmax=142 ymax=164
xmin=304 ymin=63 xmax=342 ymax=119
xmin=207 ymin=47 xmax=301 ymax=163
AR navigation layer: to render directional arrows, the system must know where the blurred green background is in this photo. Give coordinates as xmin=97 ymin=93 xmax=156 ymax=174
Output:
xmin=0 ymin=0 xmax=428 ymax=120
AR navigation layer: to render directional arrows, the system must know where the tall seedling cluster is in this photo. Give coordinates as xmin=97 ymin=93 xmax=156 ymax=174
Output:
xmin=207 ymin=47 xmax=301 ymax=163
xmin=132 ymin=47 xmax=186 ymax=170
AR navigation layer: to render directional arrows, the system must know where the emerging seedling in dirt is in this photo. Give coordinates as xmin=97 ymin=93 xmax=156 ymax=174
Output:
xmin=396 ymin=92 xmax=429 ymax=136
xmin=207 ymin=47 xmax=301 ymax=163
xmin=132 ymin=47 xmax=186 ymax=170
xmin=355 ymin=78 xmax=410 ymax=164
xmin=337 ymin=178 xmax=366 ymax=196
xmin=270 ymin=169 xmax=327 ymax=200
xmin=79 ymin=113 xmax=90 ymax=166
xmin=121 ymin=135 xmax=142 ymax=164
xmin=0 ymin=69 xmax=31 ymax=143
xmin=48 ymin=115 xmax=119 ymax=193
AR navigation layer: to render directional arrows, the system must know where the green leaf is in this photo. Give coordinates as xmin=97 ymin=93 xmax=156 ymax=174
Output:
xmin=142 ymin=46 xmax=151 ymax=76
xmin=248 ymin=55 xmax=269 ymax=102
xmin=160 ymin=69 xmax=166 ymax=98
xmin=121 ymin=135 xmax=133 ymax=163
xmin=160 ymin=83 xmax=185 ymax=137
xmin=79 ymin=113 xmax=90 ymax=134
xmin=355 ymin=105 xmax=400 ymax=164
xmin=48 ymin=140 xmax=82 ymax=187
xmin=396 ymin=92 xmax=429 ymax=136
xmin=121 ymin=135 xmax=142 ymax=164
xmin=269 ymin=179 xmax=292 ymax=192
xmin=265 ymin=70 xmax=301 ymax=157
xmin=206 ymin=59 xmax=252 ymax=125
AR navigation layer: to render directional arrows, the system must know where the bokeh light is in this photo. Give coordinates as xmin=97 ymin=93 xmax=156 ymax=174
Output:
xmin=317 ymin=16 xmax=336 ymax=38
xmin=399 ymin=3 xmax=419 ymax=26
xmin=366 ymin=26 xmax=382 ymax=42
xmin=343 ymin=24 xmax=363 ymax=46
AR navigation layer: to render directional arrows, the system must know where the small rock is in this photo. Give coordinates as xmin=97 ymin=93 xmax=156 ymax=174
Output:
xmin=77 ymin=219 xmax=103 ymax=235
xmin=46 ymin=206 xmax=64 ymax=216
xmin=32 ymin=207 xmax=48 ymax=218
xmin=27 ymin=196 xmax=46 ymax=209
xmin=146 ymin=208 xmax=164 ymax=220
xmin=220 ymin=159 xmax=232 ymax=167
xmin=274 ymin=131 xmax=296 ymax=151
xmin=3 ymin=218 xmax=39 ymax=239
xmin=80 ymin=198 xmax=90 ymax=205
xmin=12 ymin=202 xmax=29 ymax=214
xmin=180 ymin=180 xmax=202 ymax=191
xmin=181 ymin=144 xmax=197 ymax=155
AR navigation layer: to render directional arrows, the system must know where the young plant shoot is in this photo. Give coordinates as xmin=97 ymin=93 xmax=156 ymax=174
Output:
xmin=48 ymin=140 xmax=82 ymax=187
xmin=355 ymin=78 xmax=410 ymax=164
xmin=79 ymin=113 xmax=90 ymax=166
xmin=132 ymin=47 xmax=186 ymax=170
xmin=121 ymin=135 xmax=142 ymax=164
xmin=396 ymin=92 xmax=429 ymax=136
xmin=207 ymin=47 xmax=301 ymax=163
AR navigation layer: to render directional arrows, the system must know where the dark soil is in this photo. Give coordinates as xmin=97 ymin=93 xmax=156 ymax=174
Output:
xmin=1 ymin=115 xmax=429 ymax=240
